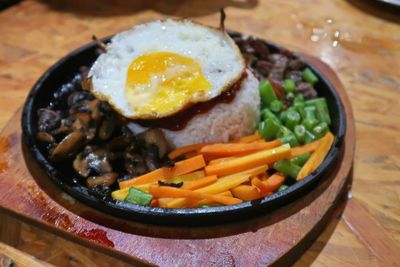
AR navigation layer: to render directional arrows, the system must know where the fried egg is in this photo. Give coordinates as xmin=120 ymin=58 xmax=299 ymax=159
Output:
xmin=89 ymin=19 xmax=245 ymax=119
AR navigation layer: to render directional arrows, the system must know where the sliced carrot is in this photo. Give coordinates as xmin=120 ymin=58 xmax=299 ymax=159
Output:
xmin=252 ymin=173 xmax=285 ymax=195
xmin=199 ymin=139 xmax=282 ymax=158
xmin=182 ymin=175 xmax=218 ymax=190
xmin=297 ymin=132 xmax=334 ymax=181
xmin=168 ymin=143 xmax=206 ymax=160
xmin=234 ymin=133 xmax=262 ymax=143
xmin=231 ymin=185 xmax=261 ymax=201
xmin=167 ymin=170 xmax=205 ymax=183
xmin=119 ymin=168 xmax=170 ymax=189
xmin=150 ymin=199 xmax=158 ymax=207
xmin=205 ymin=144 xmax=291 ymax=177
xmin=196 ymin=191 xmax=233 ymax=206
xmin=158 ymin=197 xmax=174 ymax=208
xmin=119 ymin=155 xmax=206 ymax=188
xmin=166 ymin=172 xmax=251 ymax=208
xmin=290 ymin=139 xmax=322 ymax=158
xmin=149 ymin=186 xmax=242 ymax=206
xmin=208 ymin=156 xmax=238 ymax=165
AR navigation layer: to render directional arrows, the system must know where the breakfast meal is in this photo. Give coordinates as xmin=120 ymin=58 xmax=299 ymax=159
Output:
xmin=34 ymin=17 xmax=335 ymax=209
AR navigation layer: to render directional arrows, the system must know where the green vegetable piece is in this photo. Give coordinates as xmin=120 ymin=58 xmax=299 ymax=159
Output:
xmin=312 ymin=122 xmax=329 ymax=139
xmin=294 ymin=124 xmax=306 ymax=144
xmin=279 ymin=110 xmax=288 ymax=123
xmin=303 ymin=67 xmax=319 ymax=85
xmin=283 ymin=79 xmax=296 ymax=93
xmin=124 ymin=187 xmax=153 ymax=206
xmin=302 ymin=106 xmax=319 ymax=130
xmin=259 ymin=80 xmax=278 ymax=107
xmin=261 ymin=108 xmax=280 ymax=122
xmin=259 ymin=118 xmax=281 ymax=141
xmin=274 ymin=159 xmax=301 ymax=179
xmin=286 ymin=92 xmax=295 ymax=100
xmin=269 ymin=100 xmax=283 ymax=113
xmin=304 ymin=97 xmax=327 ymax=107
xmin=280 ymin=134 xmax=299 ymax=147
xmin=305 ymin=130 xmax=317 ymax=144
xmin=277 ymin=125 xmax=293 ymax=137
xmin=294 ymin=102 xmax=306 ymax=119
xmin=278 ymin=185 xmax=289 ymax=192
xmin=200 ymin=205 xmax=210 ymax=208
xmin=284 ymin=110 xmax=301 ymax=130
xmin=290 ymin=153 xmax=311 ymax=167
xmin=315 ymin=101 xmax=331 ymax=125
xmin=294 ymin=93 xmax=304 ymax=104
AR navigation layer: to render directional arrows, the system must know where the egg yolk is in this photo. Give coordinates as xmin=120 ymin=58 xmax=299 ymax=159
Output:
xmin=125 ymin=52 xmax=212 ymax=118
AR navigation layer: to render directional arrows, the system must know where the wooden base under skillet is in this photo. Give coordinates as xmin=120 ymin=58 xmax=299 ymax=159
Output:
xmin=0 ymin=56 xmax=355 ymax=266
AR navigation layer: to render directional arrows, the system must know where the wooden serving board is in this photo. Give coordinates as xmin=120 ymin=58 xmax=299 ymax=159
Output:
xmin=0 ymin=56 xmax=355 ymax=266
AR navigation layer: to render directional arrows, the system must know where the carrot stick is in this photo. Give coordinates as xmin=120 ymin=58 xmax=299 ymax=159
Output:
xmin=290 ymin=139 xmax=322 ymax=158
xmin=252 ymin=173 xmax=285 ymax=195
xmin=231 ymin=185 xmax=261 ymax=201
xmin=182 ymin=175 xmax=218 ymax=190
xmin=205 ymin=144 xmax=291 ymax=177
xmin=168 ymin=143 xmax=206 ymax=160
xmin=297 ymin=132 xmax=334 ymax=181
xmin=196 ymin=191 xmax=233 ymax=206
xmin=119 ymin=155 xmax=206 ymax=188
xmin=208 ymin=156 xmax=237 ymax=165
xmin=234 ymin=133 xmax=262 ymax=143
xmin=199 ymin=139 xmax=282 ymax=158
xmin=149 ymin=186 xmax=242 ymax=206
xmin=166 ymin=172 xmax=251 ymax=208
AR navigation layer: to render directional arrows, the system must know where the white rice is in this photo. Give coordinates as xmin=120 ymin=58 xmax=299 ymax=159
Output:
xmin=128 ymin=69 xmax=260 ymax=148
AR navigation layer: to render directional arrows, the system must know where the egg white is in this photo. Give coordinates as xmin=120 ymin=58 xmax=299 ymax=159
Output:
xmin=89 ymin=19 xmax=246 ymax=119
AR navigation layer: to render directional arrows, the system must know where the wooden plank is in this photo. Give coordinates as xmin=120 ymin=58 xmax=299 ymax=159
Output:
xmin=0 ymin=241 xmax=53 ymax=267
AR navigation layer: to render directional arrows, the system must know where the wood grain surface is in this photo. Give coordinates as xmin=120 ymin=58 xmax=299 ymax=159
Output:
xmin=0 ymin=0 xmax=399 ymax=266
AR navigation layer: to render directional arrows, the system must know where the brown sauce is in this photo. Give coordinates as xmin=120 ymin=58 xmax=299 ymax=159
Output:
xmin=132 ymin=72 xmax=248 ymax=131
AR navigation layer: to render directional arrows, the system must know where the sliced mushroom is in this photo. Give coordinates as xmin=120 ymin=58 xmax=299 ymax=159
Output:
xmin=144 ymin=144 xmax=161 ymax=171
xmin=125 ymin=152 xmax=147 ymax=176
xmin=50 ymin=131 xmax=86 ymax=161
xmin=137 ymin=128 xmax=169 ymax=158
xmin=36 ymin=131 xmax=55 ymax=143
xmin=51 ymin=117 xmax=73 ymax=136
xmin=37 ymin=108 xmax=60 ymax=132
xmin=98 ymin=114 xmax=116 ymax=141
xmin=86 ymin=172 xmax=118 ymax=189
xmin=73 ymin=146 xmax=112 ymax=177
xmin=67 ymin=91 xmax=93 ymax=106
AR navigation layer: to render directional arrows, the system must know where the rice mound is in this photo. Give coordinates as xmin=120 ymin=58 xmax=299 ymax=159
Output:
xmin=128 ymin=69 xmax=260 ymax=149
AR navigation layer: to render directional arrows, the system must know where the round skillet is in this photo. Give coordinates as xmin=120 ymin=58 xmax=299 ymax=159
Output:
xmin=22 ymin=33 xmax=346 ymax=226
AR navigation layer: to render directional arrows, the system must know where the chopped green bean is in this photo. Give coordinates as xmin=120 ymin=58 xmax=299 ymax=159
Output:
xmin=124 ymin=187 xmax=153 ymax=206
xmin=274 ymin=159 xmax=301 ymax=179
xmin=261 ymin=108 xmax=280 ymax=122
xmin=280 ymin=134 xmax=300 ymax=147
xmin=312 ymin=122 xmax=329 ymax=138
xmin=286 ymin=92 xmax=295 ymax=100
xmin=259 ymin=118 xmax=281 ymax=140
xmin=269 ymin=100 xmax=283 ymax=113
xmin=294 ymin=102 xmax=306 ymax=119
xmin=259 ymin=80 xmax=278 ymax=107
xmin=303 ymin=67 xmax=319 ymax=85
xmin=285 ymin=110 xmax=301 ymax=130
xmin=315 ymin=101 xmax=331 ymax=125
xmin=302 ymin=106 xmax=319 ymax=130
xmin=294 ymin=93 xmax=304 ymax=104
xmin=294 ymin=124 xmax=306 ymax=144
xmin=283 ymin=79 xmax=296 ymax=93
xmin=305 ymin=130 xmax=317 ymax=144
xmin=290 ymin=153 xmax=311 ymax=166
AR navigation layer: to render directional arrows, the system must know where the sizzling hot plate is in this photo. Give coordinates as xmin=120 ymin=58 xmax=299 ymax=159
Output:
xmin=22 ymin=32 xmax=346 ymax=226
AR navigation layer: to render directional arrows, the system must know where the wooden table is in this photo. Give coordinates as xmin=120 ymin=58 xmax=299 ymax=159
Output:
xmin=0 ymin=0 xmax=399 ymax=266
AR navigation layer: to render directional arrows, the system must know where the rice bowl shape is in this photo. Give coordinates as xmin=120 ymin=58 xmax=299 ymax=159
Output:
xmin=128 ymin=69 xmax=260 ymax=148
